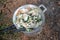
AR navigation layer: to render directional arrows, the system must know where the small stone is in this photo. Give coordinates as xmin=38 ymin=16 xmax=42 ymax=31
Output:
xmin=52 ymin=7 xmax=55 ymax=10
xmin=50 ymin=36 xmax=53 ymax=39
xmin=58 ymin=1 xmax=60 ymax=5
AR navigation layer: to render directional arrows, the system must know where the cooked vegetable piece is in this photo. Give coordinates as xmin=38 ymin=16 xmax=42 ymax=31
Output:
xmin=22 ymin=14 xmax=29 ymax=22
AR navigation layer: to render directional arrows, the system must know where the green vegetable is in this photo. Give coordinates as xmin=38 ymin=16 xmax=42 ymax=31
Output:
xmin=26 ymin=29 xmax=31 ymax=32
xmin=26 ymin=28 xmax=34 ymax=32
xmin=20 ymin=25 xmax=24 ymax=28
xmin=36 ymin=18 xmax=42 ymax=22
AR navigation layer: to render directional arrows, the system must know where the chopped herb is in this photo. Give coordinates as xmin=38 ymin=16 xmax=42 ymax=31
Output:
xmin=29 ymin=13 xmax=32 ymax=16
xmin=20 ymin=25 xmax=24 ymax=28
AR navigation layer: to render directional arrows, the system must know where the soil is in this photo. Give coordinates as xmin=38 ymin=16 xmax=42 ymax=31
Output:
xmin=0 ymin=0 xmax=60 ymax=40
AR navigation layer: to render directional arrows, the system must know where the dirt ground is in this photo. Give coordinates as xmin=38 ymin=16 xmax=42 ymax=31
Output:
xmin=0 ymin=0 xmax=60 ymax=40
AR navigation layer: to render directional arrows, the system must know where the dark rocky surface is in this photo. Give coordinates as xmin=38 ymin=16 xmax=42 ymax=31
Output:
xmin=0 ymin=0 xmax=60 ymax=40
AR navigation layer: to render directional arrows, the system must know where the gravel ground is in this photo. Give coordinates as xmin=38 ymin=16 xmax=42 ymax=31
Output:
xmin=0 ymin=0 xmax=60 ymax=40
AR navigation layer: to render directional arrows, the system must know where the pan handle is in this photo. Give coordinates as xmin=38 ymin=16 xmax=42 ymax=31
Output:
xmin=0 ymin=24 xmax=26 ymax=34
xmin=39 ymin=4 xmax=47 ymax=13
xmin=0 ymin=25 xmax=16 ymax=34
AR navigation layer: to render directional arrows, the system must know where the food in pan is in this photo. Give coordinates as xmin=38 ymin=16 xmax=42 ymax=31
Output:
xmin=15 ymin=6 xmax=42 ymax=32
